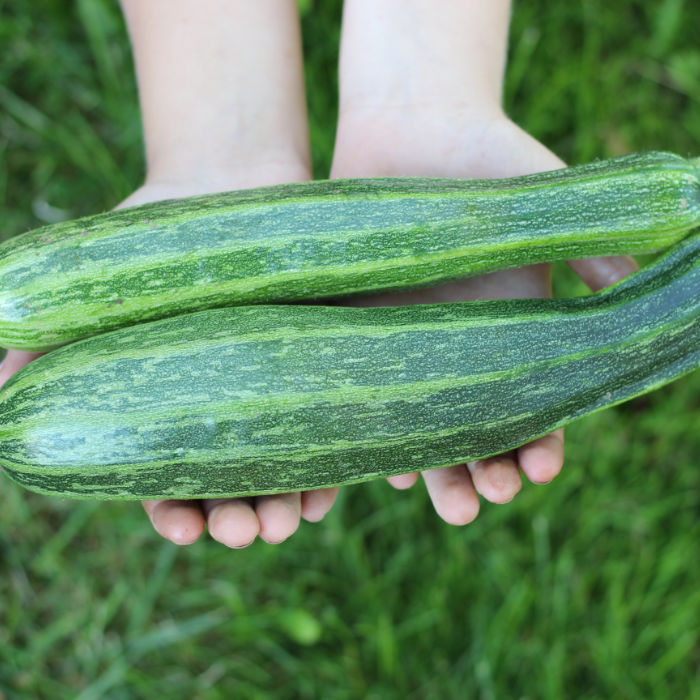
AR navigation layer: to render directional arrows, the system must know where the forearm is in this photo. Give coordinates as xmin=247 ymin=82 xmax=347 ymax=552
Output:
xmin=120 ymin=0 xmax=310 ymax=189
xmin=337 ymin=0 xmax=511 ymax=116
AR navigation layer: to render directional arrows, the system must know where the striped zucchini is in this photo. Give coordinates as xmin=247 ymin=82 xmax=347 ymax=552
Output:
xmin=1 ymin=232 xmax=698 ymax=500
xmin=1 ymin=151 xmax=699 ymax=351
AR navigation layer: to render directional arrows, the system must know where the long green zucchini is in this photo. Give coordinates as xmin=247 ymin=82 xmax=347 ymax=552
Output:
xmin=1 ymin=232 xmax=698 ymax=500
xmin=1 ymin=151 xmax=699 ymax=351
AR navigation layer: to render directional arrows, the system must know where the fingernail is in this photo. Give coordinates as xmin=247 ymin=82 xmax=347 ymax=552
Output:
xmin=531 ymin=479 xmax=552 ymax=485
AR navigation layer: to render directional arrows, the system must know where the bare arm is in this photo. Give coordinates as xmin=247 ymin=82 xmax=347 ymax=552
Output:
xmin=337 ymin=0 xmax=510 ymax=113
xmin=333 ymin=0 xmax=559 ymax=177
xmin=120 ymin=0 xmax=311 ymax=196
xmin=119 ymin=0 xmax=337 ymax=547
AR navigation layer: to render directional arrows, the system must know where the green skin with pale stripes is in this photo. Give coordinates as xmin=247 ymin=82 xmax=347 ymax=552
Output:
xmin=0 ymin=232 xmax=698 ymax=500
xmin=1 ymin=151 xmax=699 ymax=351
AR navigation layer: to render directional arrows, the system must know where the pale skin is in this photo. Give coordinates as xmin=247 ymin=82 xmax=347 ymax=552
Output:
xmin=0 ymin=0 xmax=637 ymax=546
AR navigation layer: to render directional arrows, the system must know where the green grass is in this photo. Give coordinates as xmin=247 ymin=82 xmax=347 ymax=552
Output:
xmin=1 ymin=0 xmax=699 ymax=697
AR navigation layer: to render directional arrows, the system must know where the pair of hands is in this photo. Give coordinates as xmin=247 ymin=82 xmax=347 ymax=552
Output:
xmin=0 ymin=114 xmax=636 ymax=548
xmin=1 ymin=0 xmax=638 ymax=548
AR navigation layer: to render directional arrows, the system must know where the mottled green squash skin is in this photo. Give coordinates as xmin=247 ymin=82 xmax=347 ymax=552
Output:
xmin=1 ymin=233 xmax=698 ymax=500
xmin=1 ymin=151 xmax=699 ymax=350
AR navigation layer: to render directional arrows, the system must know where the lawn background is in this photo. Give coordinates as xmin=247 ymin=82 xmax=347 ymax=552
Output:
xmin=1 ymin=0 xmax=699 ymax=698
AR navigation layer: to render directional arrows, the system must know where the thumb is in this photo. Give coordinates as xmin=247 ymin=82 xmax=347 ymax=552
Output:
xmin=567 ymin=255 xmax=640 ymax=292
xmin=0 ymin=349 xmax=44 ymax=387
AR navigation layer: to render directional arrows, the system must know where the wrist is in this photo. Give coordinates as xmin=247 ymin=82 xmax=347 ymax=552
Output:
xmin=118 ymin=161 xmax=311 ymax=210
xmin=333 ymin=107 xmax=514 ymax=178
xmin=144 ymin=159 xmax=311 ymax=193
xmin=332 ymin=110 xmax=566 ymax=180
xmin=337 ymin=98 xmax=505 ymax=132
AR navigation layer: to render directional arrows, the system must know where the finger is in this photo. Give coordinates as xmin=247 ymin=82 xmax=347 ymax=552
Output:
xmin=467 ymin=453 xmax=522 ymax=504
xmin=301 ymin=487 xmax=340 ymax=522
xmin=568 ymin=255 xmax=639 ymax=292
xmin=517 ymin=429 xmax=565 ymax=485
xmin=255 ymin=492 xmax=302 ymax=544
xmin=201 ymin=498 xmax=260 ymax=549
xmin=0 ymin=349 xmax=43 ymax=385
xmin=142 ymin=499 xmax=205 ymax=545
xmin=386 ymin=472 xmax=419 ymax=490
xmin=421 ymin=465 xmax=480 ymax=526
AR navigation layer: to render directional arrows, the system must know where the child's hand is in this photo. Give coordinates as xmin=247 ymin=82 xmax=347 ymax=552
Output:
xmin=330 ymin=1 xmax=639 ymax=525
xmin=117 ymin=181 xmax=339 ymax=548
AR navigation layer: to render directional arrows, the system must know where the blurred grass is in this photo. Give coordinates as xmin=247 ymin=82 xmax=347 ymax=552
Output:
xmin=1 ymin=0 xmax=699 ymax=698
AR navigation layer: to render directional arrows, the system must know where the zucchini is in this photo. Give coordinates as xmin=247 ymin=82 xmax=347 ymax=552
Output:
xmin=1 ymin=150 xmax=699 ymax=351
xmin=1 ymin=232 xmax=698 ymax=500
